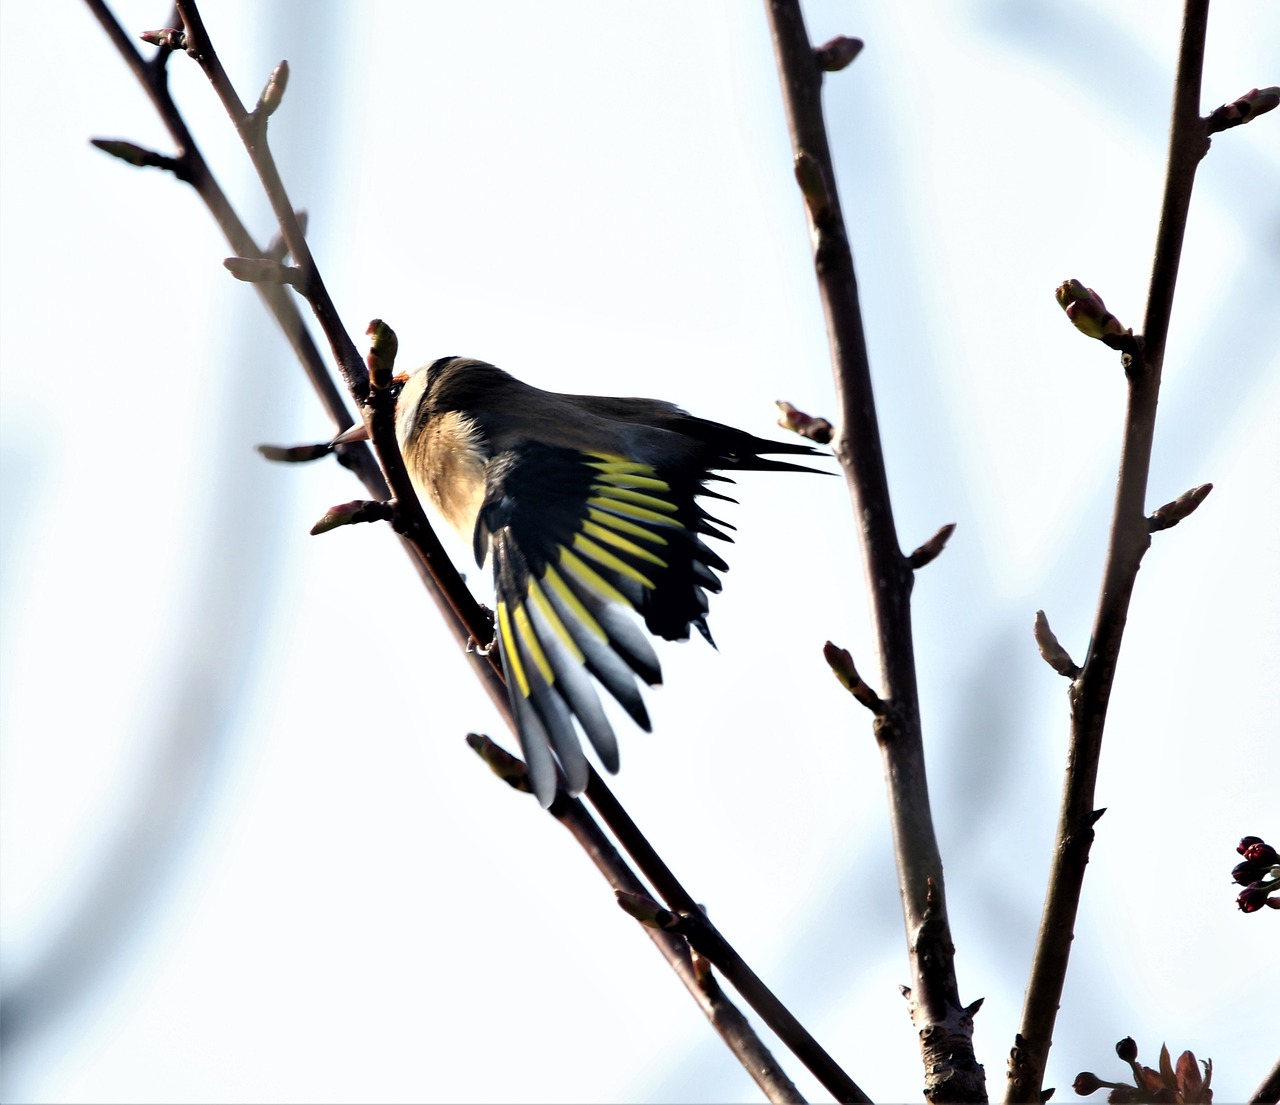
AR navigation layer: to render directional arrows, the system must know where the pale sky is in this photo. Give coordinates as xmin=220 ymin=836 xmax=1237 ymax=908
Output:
xmin=2 ymin=2 xmax=1277 ymax=1102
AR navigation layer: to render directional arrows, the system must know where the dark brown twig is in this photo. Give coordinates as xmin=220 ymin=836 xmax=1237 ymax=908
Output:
xmin=765 ymin=3 xmax=985 ymax=1101
xmin=586 ymin=771 xmax=870 ymax=1103
xmin=548 ymin=776 xmax=807 ymax=1104
xmin=1007 ymin=1 xmax=1214 ymax=1100
xmin=83 ymin=0 xmax=359 ymax=449
xmin=172 ymin=1 xmax=366 ymax=402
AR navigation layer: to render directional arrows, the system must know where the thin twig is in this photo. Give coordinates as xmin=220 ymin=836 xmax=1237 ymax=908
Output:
xmin=587 ymin=772 xmax=870 ymax=1104
xmin=764 ymin=3 xmax=985 ymax=1101
xmin=551 ymin=790 xmax=808 ymax=1105
xmin=83 ymin=0 xmax=360 ymax=446
xmin=1006 ymin=2 xmax=1213 ymax=1100
xmin=173 ymin=0 xmax=366 ymax=401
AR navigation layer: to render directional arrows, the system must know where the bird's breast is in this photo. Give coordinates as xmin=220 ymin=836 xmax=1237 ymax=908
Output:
xmin=404 ymin=409 xmax=490 ymax=542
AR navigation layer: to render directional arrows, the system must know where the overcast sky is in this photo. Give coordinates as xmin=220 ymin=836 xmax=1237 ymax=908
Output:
xmin=2 ymin=2 xmax=1277 ymax=1102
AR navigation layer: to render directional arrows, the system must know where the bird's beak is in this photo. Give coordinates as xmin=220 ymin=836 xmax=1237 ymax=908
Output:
xmin=331 ymin=420 xmax=371 ymax=445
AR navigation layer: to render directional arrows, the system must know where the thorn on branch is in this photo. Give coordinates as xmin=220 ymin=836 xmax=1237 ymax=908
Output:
xmin=814 ymin=35 xmax=864 ymax=73
xmin=139 ymin=27 xmax=187 ymax=51
xmin=309 ymin=498 xmax=394 ymax=535
xmin=1055 ymin=279 xmax=1140 ymax=357
xmin=1088 ymin=808 xmax=1106 ymax=826
xmin=1034 ymin=610 xmax=1081 ymax=679
xmin=223 ymin=256 xmax=305 ymax=289
xmin=907 ymin=523 xmax=956 ymax=569
xmin=823 ymin=641 xmax=887 ymax=714
xmin=1148 ymin=482 xmax=1213 ymax=532
xmin=1205 ymin=86 xmax=1279 ymax=134
xmin=257 ymin=442 xmax=333 ymax=463
xmin=366 ymin=319 xmax=400 ymax=391
xmin=253 ymin=60 xmax=290 ymax=121
xmin=776 ymin=400 xmax=833 ymax=444
xmin=794 ymin=150 xmax=833 ymax=225
xmin=466 ymin=733 xmax=533 ymax=793
xmin=89 ymin=138 xmax=180 ymax=174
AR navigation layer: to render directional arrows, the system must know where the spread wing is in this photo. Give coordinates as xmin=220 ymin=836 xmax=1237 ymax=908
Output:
xmin=475 ymin=442 xmax=734 ymax=806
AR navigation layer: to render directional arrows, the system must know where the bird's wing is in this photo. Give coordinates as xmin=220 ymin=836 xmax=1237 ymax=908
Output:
xmin=476 ymin=441 xmax=733 ymax=806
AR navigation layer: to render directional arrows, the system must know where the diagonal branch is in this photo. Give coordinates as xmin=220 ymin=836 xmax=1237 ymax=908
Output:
xmin=764 ymin=3 xmax=985 ymax=1102
xmin=1007 ymin=1 xmax=1214 ymax=1100
xmin=1249 ymin=1055 xmax=1280 ymax=1105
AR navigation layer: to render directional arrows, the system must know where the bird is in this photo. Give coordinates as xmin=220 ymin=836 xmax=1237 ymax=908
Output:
xmin=348 ymin=356 xmax=826 ymax=807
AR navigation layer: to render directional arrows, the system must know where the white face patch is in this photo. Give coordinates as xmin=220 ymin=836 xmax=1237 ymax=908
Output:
xmin=393 ymin=367 xmax=431 ymax=453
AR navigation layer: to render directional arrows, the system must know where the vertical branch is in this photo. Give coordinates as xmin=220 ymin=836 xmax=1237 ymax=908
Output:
xmin=764 ymin=3 xmax=985 ymax=1101
xmin=1007 ymin=2 xmax=1212 ymax=1101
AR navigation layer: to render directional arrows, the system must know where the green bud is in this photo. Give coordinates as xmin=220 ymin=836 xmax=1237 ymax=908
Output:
xmin=366 ymin=319 xmax=400 ymax=391
xmin=1055 ymin=279 xmax=1136 ymax=353
xmin=256 ymin=61 xmax=290 ymax=119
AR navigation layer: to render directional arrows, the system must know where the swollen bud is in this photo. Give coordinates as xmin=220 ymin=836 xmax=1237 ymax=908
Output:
xmin=776 ymin=400 xmax=833 ymax=444
xmin=89 ymin=139 xmax=175 ymax=172
xmin=1034 ymin=610 xmax=1080 ymax=678
xmin=794 ymin=151 xmax=833 ymax=223
xmin=465 ymin=733 xmax=532 ymax=793
xmin=615 ymin=891 xmax=676 ymax=930
xmin=1055 ymin=280 xmax=1138 ymax=355
xmin=1237 ymin=885 xmax=1269 ymax=912
xmin=1071 ymin=1072 xmax=1105 ymax=1096
xmin=256 ymin=61 xmax=290 ymax=119
xmin=223 ymin=256 xmax=304 ymax=288
xmin=309 ymin=498 xmax=393 ymax=535
xmin=1148 ymin=483 xmax=1213 ymax=532
xmin=1243 ymin=841 xmax=1279 ymax=866
xmin=139 ymin=27 xmax=186 ymax=50
xmin=814 ymin=35 xmax=864 ymax=72
xmin=822 ymin=641 xmax=886 ymax=714
xmin=366 ymin=319 xmax=400 ymax=391
xmin=1206 ymin=86 xmax=1280 ymax=133
xmin=257 ymin=442 xmax=333 ymax=463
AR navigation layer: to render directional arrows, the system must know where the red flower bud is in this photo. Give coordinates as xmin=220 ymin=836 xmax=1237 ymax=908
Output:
xmin=1243 ymin=841 xmax=1278 ymax=866
xmin=1073 ymin=1071 xmax=1105 ymax=1096
xmin=1237 ymin=885 xmax=1270 ymax=912
xmin=1232 ymin=860 xmax=1264 ymax=886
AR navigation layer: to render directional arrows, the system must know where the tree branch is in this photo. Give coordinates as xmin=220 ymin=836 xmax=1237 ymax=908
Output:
xmin=1249 ymin=1055 xmax=1280 ymax=1105
xmin=763 ymin=3 xmax=984 ymax=1101
xmin=1007 ymin=1 xmax=1215 ymax=1100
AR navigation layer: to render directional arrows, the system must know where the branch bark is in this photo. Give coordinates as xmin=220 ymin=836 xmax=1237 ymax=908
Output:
xmin=1250 ymin=1055 xmax=1280 ymax=1105
xmin=764 ymin=3 xmax=984 ymax=1102
xmin=1007 ymin=2 xmax=1213 ymax=1100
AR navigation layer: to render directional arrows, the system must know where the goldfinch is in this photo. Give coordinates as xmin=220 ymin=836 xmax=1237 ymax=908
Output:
xmin=367 ymin=356 xmax=824 ymax=806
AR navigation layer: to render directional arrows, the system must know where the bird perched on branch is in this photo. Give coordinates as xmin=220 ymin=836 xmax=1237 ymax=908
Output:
xmin=346 ymin=356 xmax=825 ymax=806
